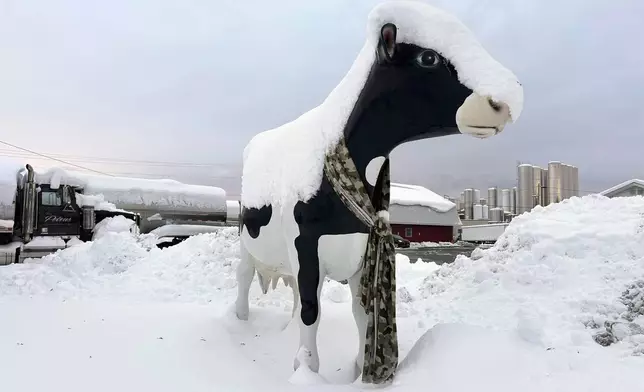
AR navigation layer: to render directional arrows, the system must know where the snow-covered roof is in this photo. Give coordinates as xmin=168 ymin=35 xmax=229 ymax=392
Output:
xmin=599 ymin=179 xmax=644 ymax=196
xmin=390 ymin=183 xmax=456 ymax=213
xmin=241 ymin=0 xmax=523 ymax=209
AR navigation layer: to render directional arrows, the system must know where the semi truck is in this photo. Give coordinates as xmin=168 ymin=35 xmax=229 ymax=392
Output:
xmin=0 ymin=164 xmax=142 ymax=263
xmin=0 ymin=163 xmax=236 ymax=264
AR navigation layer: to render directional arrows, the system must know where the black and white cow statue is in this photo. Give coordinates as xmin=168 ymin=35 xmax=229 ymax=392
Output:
xmin=235 ymin=0 xmax=523 ymax=382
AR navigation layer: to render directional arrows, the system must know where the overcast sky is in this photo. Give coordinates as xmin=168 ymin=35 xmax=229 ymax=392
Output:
xmin=1 ymin=0 xmax=642 ymax=198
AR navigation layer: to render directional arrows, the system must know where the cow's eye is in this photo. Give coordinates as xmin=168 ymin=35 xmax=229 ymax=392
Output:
xmin=416 ymin=50 xmax=441 ymax=68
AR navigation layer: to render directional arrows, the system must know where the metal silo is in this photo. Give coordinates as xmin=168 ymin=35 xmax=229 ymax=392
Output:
xmin=510 ymin=187 xmax=517 ymax=214
xmin=547 ymin=161 xmax=562 ymax=204
xmin=482 ymin=205 xmax=489 ymax=220
xmin=540 ymin=169 xmax=549 ymax=205
xmin=501 ymin=189 xmax=511 ymax=212
xmin=571 ymin=166 xmax=579 ymax=197
xmin=488 ymin=187 xmax=498 ymax=209
xmin=464 ymin=188 xmax=474 ymax=220
xmin=473 ymin=204 xmax=483 ymax=220
xmin=517 ymin=164 xmax=534 ymax=214
xmin=474 ymin=189 xmax=481 ymax=204
xmin=489 ymin=207 xmax=504 ymax=222
xmin=561 ymin=164 xmax=570 ymax=200
xmin=532 ymin=166 xmax=543 ymax=206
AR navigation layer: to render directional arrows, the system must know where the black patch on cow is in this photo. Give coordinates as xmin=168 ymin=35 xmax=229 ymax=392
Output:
xmin=294 ymin=176 xmax=369 ymax=326
xmin=241 ymin=205 xmax=272 ymax=239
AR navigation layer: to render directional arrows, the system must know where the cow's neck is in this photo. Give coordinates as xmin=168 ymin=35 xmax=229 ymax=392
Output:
xmin=342 ymin=104 xmax=404 ymax=201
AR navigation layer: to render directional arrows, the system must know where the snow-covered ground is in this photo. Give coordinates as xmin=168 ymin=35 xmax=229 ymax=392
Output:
xmin=1 ymin=195 xmax=644 ymax=391
xmin=409 ymin=240 xmax=460 ymax=248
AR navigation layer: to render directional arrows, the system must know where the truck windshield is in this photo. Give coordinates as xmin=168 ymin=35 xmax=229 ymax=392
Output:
xmin=41 ymin=191 xmax=62 ymax=206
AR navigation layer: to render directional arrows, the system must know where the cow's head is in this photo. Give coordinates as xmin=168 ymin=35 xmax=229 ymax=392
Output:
xmin=345 ymin=18 xmax=522 ymax=151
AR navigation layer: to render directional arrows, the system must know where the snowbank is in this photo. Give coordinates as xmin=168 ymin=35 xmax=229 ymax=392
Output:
xmin=1 ymin=195 xmax=643 ymax=391
xmin=391 ymin=183 xmax=455 ymax=212
xmin=404 ymin=195 xmax=644 ymax=356
xmin=241 ymin=0 xmax=523 ymax=209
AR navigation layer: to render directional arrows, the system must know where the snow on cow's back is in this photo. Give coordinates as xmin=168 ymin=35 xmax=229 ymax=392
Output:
xmin=241 ymin=0 xmax=523 ymax=210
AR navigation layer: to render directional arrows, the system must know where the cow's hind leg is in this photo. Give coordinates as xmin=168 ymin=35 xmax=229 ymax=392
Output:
xmin=290 ymin=235 xmax=324 ymax=373
xmin=349 ymin=269 xmax=367 ymax=379
xmin=235 ymin=240 xmax=255 ymax=320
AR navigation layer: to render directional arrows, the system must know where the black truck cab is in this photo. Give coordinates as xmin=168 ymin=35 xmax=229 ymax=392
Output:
xmin=11 ymin=164 xmax=140 ymax=247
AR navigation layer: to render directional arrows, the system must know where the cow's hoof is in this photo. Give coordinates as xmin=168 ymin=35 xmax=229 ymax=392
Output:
xmin=235 ymin=302 xmax=249 ymax=321
xmin=293 ymin=347 xmax=319 ymax=373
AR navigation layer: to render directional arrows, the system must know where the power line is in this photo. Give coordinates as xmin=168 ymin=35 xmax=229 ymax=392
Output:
xmin=0 ymin=140 xmax=115 ymax=177
xmin=0 ymin=148 xmax=239 ymax=168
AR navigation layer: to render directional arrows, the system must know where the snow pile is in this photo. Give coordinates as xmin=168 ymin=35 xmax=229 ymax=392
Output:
xmin=0 ymin=228 xmax=241 ymax=302
xmin=241 ymin=0 xmax=523 ymax=209
xmin=92 ymin=216 xmax=138 ymax=240
xmin=406 ymin=195 xmax=644 ymax=357
xmin=391 ymin=183 xmax=455 ymax=212
xmin=75 ymin=193 xmax=122 ymax=212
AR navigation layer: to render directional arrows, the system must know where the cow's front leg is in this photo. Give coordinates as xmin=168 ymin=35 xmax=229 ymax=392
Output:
xmin=292 ymin=234 xmax=324 ymax=373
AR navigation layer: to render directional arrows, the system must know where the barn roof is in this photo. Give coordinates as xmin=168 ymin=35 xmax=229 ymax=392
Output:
xmin=390 ymin=183 xmax=456 ymax=213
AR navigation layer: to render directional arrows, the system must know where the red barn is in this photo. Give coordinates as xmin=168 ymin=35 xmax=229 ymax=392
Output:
xmin=389 ymin=183 xmax=460 ymax=243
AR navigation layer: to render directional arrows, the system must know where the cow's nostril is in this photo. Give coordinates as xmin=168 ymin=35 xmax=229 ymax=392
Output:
xmin=488 ymin=98 xmax=502 ymax=112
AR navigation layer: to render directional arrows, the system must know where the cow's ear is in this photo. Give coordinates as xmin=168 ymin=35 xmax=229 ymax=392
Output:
xmin=379 ymin=23 xmax=397 ymax=61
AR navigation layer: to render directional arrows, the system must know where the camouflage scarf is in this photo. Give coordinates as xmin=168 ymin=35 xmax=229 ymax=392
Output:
xmin=323 ymin=136 xmax=398 ymax=384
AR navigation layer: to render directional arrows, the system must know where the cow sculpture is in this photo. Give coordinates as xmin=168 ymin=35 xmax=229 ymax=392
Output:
xmin=235 ymin=0 xmax=524 ymax=385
